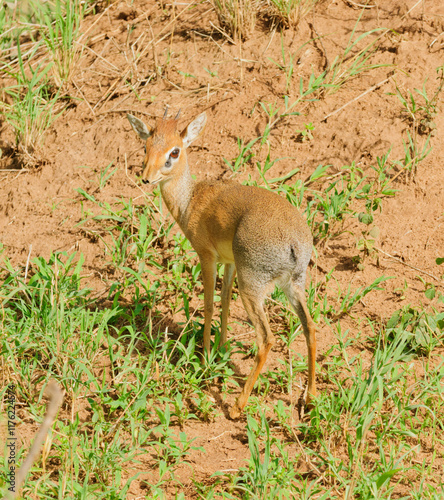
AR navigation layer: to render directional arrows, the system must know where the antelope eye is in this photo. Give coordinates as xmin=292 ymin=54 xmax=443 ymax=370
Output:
xmin=170 ymin=148 xmax=180 ymax=159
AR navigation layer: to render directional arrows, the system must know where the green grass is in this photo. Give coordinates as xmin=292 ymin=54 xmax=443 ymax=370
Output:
xmin=35 ymin=0 xmax=85 ymax=87
xmin=0 ymin=0 xmax=87 ymax=165
xmin=1 ymin=41 xmax=62 ymax=163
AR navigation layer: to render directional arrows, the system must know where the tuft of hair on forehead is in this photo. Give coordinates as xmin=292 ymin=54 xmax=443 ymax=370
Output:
xmin=153 ymin=118 xmax=180 ymax=136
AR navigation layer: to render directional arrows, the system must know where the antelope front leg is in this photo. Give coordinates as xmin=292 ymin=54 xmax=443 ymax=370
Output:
xmin=199 ymin=254 xmax=217 ymax=357
xmin=220 ymin=263 xmax=236 ymax=347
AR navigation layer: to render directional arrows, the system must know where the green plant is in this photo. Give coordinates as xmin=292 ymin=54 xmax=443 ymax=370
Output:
xmin=76 ymin=189 xmax=162 ymax=278
xmin=393 ymin=279 xmax=408 ymax=301
xmin=268 ymin=34 xmax=299 ymax=93
xmin=223 ymin=137 xmax=259 ymax=174
xmin=324 ymin=14 xmax=388 ymax=95
xmin=204 ymin=67 xmax=218 ymax=78
xmin=231 ymin=412 xmax=295 ymax=498
xmin=354 ymin=212 xmax=379 ymax=269
xmin=396 ymin=129 xmax=432 ymax=180
xmin=0 ymin=245 xmax=225 ymax=497
xmin=152 ymin=405 xmax=204 ymax=477
xmin=97 ymin=161 xmax=118 ymax=190
xmin=2 ymin=6 xmax=444 ymax=493
xmin=259 ymin=74 xmax=326 ymax=142
xmin=330 ymin=275 xmax=392 ymax=319
xmin=392 ymin=68 xmax=443 ymax=136
xmin=307 ymin=176 xmax=364 ymax=244
xmin=295 ymin=122 xmax=315 ymax=142
xmin=390 ymin=69 xmax=444 ymax=179
xmin=178 ymin=70 xmax=196 ymax=78
xmin=385 ymin=306 xmax=444 ymax=356
xmin=367 ymin=148 xmax=399 ymax=200
xmin=416 ymin=275 xmax=440 ymax=302
xmin=251 ymin=153 xmax=300 ymax=189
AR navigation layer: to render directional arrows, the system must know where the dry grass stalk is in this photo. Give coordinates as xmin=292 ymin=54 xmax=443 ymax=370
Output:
xmin=210 ymin=0 xmax=257 ymax=42
xmin=265 ymin=0 xmax=319 ymax=29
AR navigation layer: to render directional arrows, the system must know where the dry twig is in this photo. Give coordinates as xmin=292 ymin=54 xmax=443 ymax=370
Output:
xmin=322 ymin=78 xmax=390 ymax=122
xmin=375 ymin=247 xmax=442 ymax=283
xmin=6 ymin=381 xmax=64 ymax=500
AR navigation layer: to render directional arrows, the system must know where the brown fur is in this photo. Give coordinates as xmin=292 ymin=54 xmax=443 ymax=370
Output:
xmin=127 ymin=112 xmax=317 ymax=419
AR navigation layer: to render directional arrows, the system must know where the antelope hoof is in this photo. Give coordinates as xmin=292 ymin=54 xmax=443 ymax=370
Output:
xmin=229 ymin=401 xmax=242 ymax=420
xmin=305 ymin=389 xmax=317 ymax=409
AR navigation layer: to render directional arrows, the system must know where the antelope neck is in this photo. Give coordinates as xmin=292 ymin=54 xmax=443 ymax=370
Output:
xmin=159 ymin=160 xmax=195 ymax=227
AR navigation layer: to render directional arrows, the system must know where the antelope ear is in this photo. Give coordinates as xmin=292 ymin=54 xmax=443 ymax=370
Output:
xmin=181 ymin=112 xmax=207 ymax=148
xmin=127 ymin=114 xmax=151 ymax=141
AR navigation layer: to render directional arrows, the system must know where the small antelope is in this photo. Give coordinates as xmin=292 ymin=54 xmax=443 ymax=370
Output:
xmin=127 ymin=110 xmax=316 ymax=419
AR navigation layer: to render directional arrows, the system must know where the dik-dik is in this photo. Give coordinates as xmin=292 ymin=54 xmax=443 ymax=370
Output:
xmin=127 ymin=110 xmax=316 ymax=419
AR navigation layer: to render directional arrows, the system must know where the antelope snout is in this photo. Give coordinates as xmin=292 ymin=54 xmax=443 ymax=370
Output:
xmin=141 ymin=164 xmax=160 ymax=185
xmin=141 ymin=163 xmax=150 ymax=184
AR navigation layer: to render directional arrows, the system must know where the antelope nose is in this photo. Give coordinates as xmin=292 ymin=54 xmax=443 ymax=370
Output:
xmin=142 ymin=179 xmax=149 ymax=184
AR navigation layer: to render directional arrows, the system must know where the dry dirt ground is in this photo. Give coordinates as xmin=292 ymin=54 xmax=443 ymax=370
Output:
xmin=1 ymin=0 xmax=444 ymax=498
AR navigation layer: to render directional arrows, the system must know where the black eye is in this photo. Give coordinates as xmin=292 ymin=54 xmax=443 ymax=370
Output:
xmin=170 ymin=148 xmax=180 ymax=159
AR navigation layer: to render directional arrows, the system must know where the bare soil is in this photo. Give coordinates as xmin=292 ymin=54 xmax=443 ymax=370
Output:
xmin=1 ymin=0 xmax=444 ymax=497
